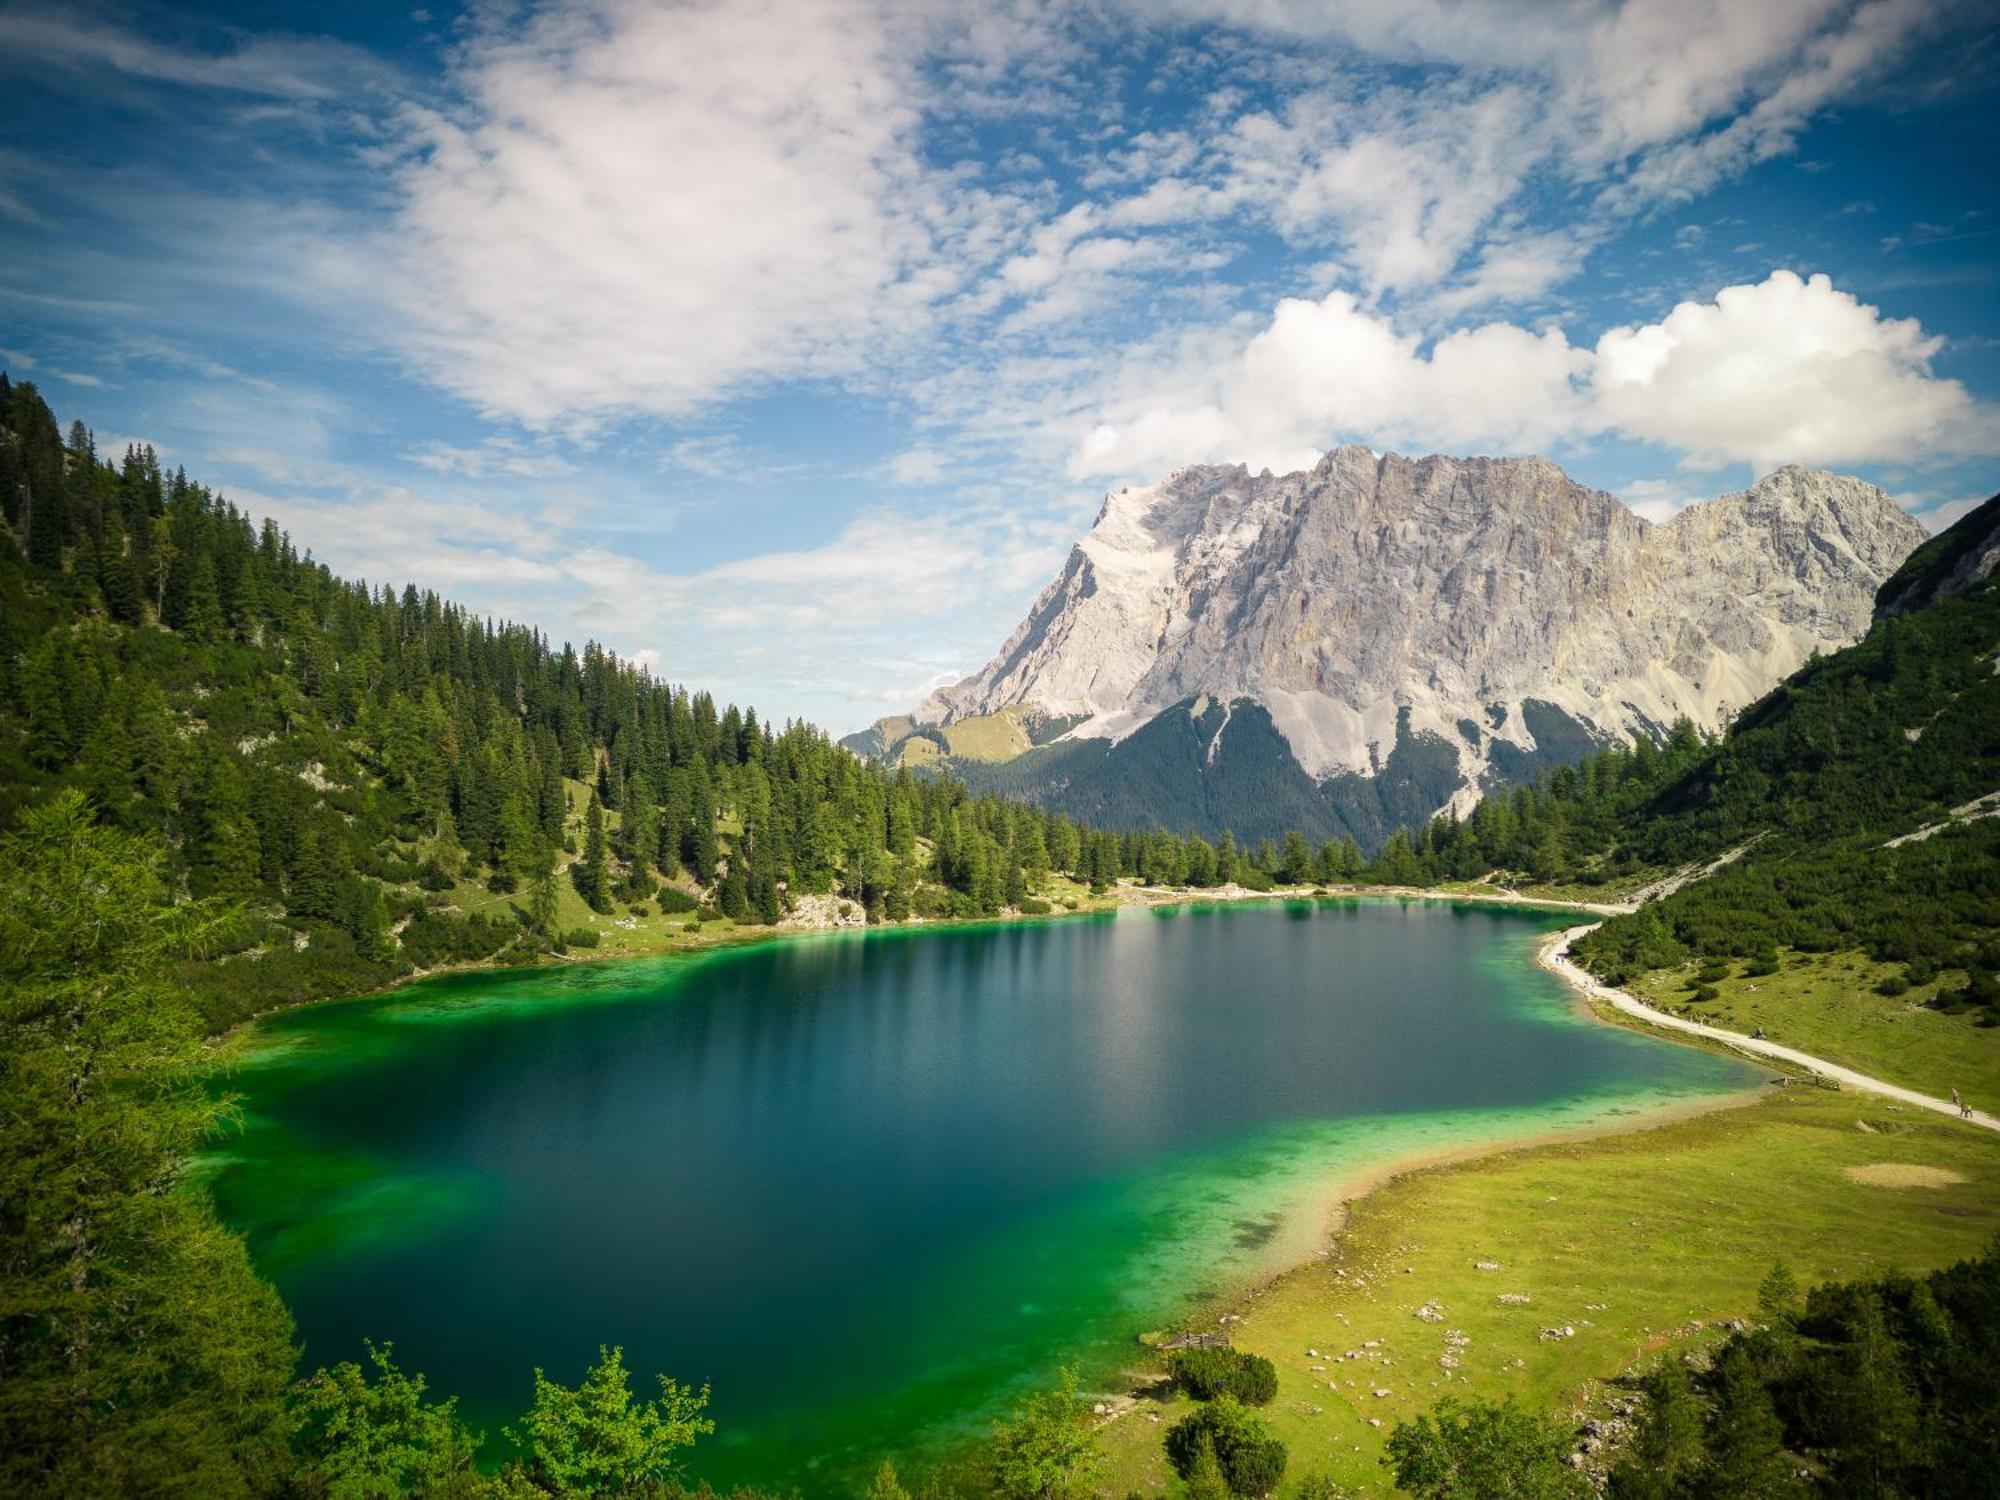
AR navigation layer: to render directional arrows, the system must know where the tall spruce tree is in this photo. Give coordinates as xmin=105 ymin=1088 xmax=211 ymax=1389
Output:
xmin=575 ymin=791 xmax=610 ymax=913
xmin=0 ymin=793 xmax=294 ymax=1496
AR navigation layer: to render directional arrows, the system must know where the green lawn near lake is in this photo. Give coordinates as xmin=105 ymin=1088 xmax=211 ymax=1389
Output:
xmin=1096 ymin=1082 xmax=2000 ymax=1496
xmin=1625 ymin=948 xmax=2000 ymax=1104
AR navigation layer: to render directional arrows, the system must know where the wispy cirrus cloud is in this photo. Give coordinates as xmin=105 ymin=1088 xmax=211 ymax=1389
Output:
xmin=0 ymin=5 xmax=398 ymax=100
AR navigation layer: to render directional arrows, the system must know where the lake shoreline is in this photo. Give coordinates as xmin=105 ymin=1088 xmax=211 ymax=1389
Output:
xmin=206 ymin=877 xmax=1624 ymax=1053
xmin=215 ymin=879 xmax=1784 ymax=1485
xmin=1088 ymin=912 xmax=1783 ymax=1421
xmin=1102 ymin=1075 xmax=1773 ymax=1405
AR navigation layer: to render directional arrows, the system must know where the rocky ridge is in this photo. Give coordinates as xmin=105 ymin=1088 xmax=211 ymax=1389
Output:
xmin=870 ymin=449 xmax=1925 ymax=836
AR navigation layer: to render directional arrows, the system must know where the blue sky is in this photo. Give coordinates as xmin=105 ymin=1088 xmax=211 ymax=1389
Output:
xmin=3 ymin=0 xmax=1997 ymax=733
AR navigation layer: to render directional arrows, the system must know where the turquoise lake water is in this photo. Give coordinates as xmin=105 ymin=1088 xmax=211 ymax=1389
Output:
xmin=207 ymin=898 xmax=1758 ymax=1490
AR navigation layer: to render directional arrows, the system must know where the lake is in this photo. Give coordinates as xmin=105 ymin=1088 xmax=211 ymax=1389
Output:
xmin=208 ymin=899 xmax=1758 ymax=1490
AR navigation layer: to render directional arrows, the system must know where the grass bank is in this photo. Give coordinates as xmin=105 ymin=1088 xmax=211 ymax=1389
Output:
xmin=1096 ymin=1079 xmax=2000 ymax=1494
xmin=1624 ymin=948 xmax=2000 ymax=1106
xmin=1090 ymin=912 xmax=2000 ymax=1494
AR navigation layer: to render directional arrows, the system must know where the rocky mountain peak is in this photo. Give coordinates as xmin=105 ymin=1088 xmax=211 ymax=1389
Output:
xmin=865 ymin=448 xmax=1927 ymax=847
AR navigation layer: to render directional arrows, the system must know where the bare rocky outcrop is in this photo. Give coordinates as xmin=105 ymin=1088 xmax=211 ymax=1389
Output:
xmin=899 ymin=449 xmax=1924 ymax=817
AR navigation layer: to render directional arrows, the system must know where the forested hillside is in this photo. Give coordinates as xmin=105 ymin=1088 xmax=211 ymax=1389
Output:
xmin=1 ymin=379 xmax=1462 ymax=1031
xmin=1381 ymin=495 xmax=2000 ymax=1018
xmin=0 ymin=378 xmax=1197 ymax=1026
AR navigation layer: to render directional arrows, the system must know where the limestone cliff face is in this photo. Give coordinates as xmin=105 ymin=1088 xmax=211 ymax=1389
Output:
xmin=900 ymin=449 xmax=1925 ymax=823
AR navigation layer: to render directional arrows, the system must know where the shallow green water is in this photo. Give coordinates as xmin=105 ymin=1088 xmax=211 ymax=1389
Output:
xmin=208 ymin=899 xmax=1757 ymax=1490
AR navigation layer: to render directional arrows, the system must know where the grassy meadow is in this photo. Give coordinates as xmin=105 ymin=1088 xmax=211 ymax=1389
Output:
xmin=1096 ymin=1073 xmax=2000 ymax=1494
xmin=1625 ymin=949 xmax=2000 ymax=1104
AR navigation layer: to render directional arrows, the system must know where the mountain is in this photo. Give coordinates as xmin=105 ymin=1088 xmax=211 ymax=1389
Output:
xmin=1875 ymin=491 xmax=2000 ymax=617
xmin=1347 ymin=481 xmax=1999 ymax=1018
xmin=850 ymin=449 xmax=1928 ymax=848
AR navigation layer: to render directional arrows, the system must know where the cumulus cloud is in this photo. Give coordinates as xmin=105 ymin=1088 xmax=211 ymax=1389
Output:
xmin=1072 ymin=270 xmax=1999 ymax=479
xmin=1072 ymin=291 xmax=1589 ymax=476
xmin=1593 ymin=271 xmax=1991 ymax=471
xmin=1618 ymin=478 xmax=1706 ymax=524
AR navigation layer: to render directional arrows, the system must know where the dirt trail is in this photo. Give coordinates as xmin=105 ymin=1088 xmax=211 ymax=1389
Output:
xmin=1541 ymin=925 xmax=2000 ymax=1134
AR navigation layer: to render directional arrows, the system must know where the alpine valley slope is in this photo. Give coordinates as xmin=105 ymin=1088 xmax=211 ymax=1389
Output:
xmin=848 ymin=448 xmax=1927 ymax=848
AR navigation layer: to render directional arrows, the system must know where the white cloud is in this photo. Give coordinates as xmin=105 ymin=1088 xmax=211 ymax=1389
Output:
xmin=1127 ymin=0 xmax=1933 ymax=305
xmin=241 ymin=477 xmax=1075 ymax=727
xmin=1072 ymin=270 xmax=2000 ymax=480
xmin=1071 ymin=289 xmax=1589 ymax=476
xmin=1223 ymin=78 xmax=1551 ymax=297
xmin=886 ymin=446 xmax=948 ymax=485
xmin=1618 ymin=478 xmax=1705 ymax=524
xmin=382 ymin=0 xmax=993 ymax=428
xmin=0 ymin=6 xmax=396 ymax=100
xmin=407 ymin=438 xmax=575 ymax=480
xmin=1593 ymin=270 xmax=1992 ymax=471
xmin=1606 ymin=0 xmax=1938 ymax=208
xmin=1916 ymin=494 xmax=1990 ymax=533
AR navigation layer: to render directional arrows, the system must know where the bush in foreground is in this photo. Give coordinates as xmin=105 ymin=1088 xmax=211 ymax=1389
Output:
xmin=1165 ymin=1399 xmax=1287 ymax=1496
xmin=987 ymin=1367 xmax=1103 ymax=1500
xmin=1384 ymin=1396 xmax=1588 ymax=1500
xmin=1168 ymin=1347 xmax=1279 ymax=1405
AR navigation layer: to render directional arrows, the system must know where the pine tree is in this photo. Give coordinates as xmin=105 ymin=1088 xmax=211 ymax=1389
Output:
xmin=181 ymin=741 xmax=261 ymax=897
xmin=530 ymin=862 xmax=559 ymax=938
xmin=1697 ymin=1353 xmax=1805 ymax=1498
xmin=1280 ymin=829 xmax=1314 ymax=884
xmin=288 ymin=821 xmax=344 ymax=923
xmin=684 ymin=770 xmax=718 ymax=885
xmin=0 ymin=794 xmax=295 ymax=1494
xmin=574 ymin=791 xmax=610 ymax=913
xmin=618 ymin=769 xmax=658 ymax=874
xmin=350 ymin=879 xmax=395 ymax=962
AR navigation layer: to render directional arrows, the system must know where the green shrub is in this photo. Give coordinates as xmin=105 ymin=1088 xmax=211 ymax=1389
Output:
xmin=400 ymin=910 xmax=516 ymax=969
xmin=1690 ymin=983 xmax=1721 ymax=1003
xmin=1165 ymin=1400 xmax=1287 ymax=1496
xmin=564 ymin=925 xmax=601 ymax=949
xmin=1876 ymin=975 xmax=1911 ymax=997
xmin=1168 ymin=1348 xmax=1279 ymax=1406
xmin=1017 ymin=896 xmax=1052 ymax=915
xmin=655 ymin=887 xmax=699 ymax=914
xmin=1387 ymin=1396 xmax=1586 ymax=1499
